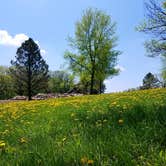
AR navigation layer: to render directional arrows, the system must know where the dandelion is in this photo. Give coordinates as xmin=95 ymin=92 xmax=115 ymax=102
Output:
xmin=81 ymin=157 xmax=88 ymax=164
xmin=112 ymin=101 xmax=117 ymax=105
xmin=20 ymin=137 xmax=27 ymax=144
xmin=0 ymin=141 xmax=5 ymax=149
xmin=118 ymin=119 xmax=124 ymax=124
xmin=87 ymin=159 xmax=94 ymax=165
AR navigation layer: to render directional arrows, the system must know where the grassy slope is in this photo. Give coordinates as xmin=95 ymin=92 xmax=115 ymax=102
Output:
xmin=0 ymin=88 xmax=166 ymax=166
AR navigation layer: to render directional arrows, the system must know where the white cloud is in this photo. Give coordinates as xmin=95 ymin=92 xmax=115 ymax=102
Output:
xmin=0 ymin=30 xmax=28 ymax=47
xmin=0 ymin=30 xmax=46 ymax=55
xmin=115 ymin=65 xmax=126 ymax=72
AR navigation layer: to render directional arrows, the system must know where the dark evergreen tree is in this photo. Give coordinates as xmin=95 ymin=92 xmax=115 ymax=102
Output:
xmin=10 ymin=38 xmax=49 ymax=100
xmin=141 ymin=72 xmax=161 ymax=89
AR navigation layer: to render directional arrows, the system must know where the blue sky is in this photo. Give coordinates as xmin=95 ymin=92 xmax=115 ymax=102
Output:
xmin=0 ymin=0 xmax=161 ymax=92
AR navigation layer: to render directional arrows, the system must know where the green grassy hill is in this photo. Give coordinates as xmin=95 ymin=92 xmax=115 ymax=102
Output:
xmin=0 ymin=88 xmax=166 ymax=166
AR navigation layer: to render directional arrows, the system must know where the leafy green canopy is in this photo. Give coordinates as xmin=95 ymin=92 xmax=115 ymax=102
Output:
xmin=65 ymin=8 xmax=120 ymax=94
xmin=48 ymin=70 xmax=74 ymax=93
xmin=0 ymin=66 xmax=15 ymax=99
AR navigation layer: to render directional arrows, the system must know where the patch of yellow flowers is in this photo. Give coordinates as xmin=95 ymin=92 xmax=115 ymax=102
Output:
xmin=118 ymin=119 xmax=124 ymax=124
xmin=81 ymin=157 xmax=94 ymax=165
xmin=20 ymin=137 xmax=27 ymax=144
xmin=0 ymin=140 xmax=6 ymax=149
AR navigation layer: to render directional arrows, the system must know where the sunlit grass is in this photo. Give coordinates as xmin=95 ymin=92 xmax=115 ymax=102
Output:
xmin=0 ymin=88 xmax=166 ymax=165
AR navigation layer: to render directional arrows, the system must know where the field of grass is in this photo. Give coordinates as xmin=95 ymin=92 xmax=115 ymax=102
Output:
xmin=0 ymin=88 xmax=166 ymax=166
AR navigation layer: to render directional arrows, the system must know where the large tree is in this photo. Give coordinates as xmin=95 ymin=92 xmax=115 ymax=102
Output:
xmin=65 ymin=8 xmax=120 ymax=94
xmin=137 ymin=0 xmax=166 ymax=85
xmin=141 ymin=72 xmax=161 ymax=89
xmin=10 ymin=38 xmax=49 ymax=100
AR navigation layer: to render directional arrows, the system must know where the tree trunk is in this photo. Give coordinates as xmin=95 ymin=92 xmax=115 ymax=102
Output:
xmin=28 ymin=54 xmax=32 ymax=101
xmin=28 ymin=77 xmax=32 ymax=100
xmin=90 ymin=68 xmax=95 ymax=94
xmin=99 ymin=80 xmax=102 ymax=94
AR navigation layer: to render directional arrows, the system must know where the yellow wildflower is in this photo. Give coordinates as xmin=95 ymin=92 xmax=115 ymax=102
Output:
xmin=20 ymin=137 xmax=27 ymax=144
xmin=88 ymin=159 xmax=94 ymax=165
xmin=81 ymin=157 xmax=88 ymax=164
xmin=118 ymin=119 xmax=124 ymax=124
xmin=0 ymin=141 xmax=5 ymax=149
xmin=112 ymin=101 xmax=116 ymax=105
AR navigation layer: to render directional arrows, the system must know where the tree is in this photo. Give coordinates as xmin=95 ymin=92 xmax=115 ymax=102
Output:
xmin=0 ymin=66 xmax=15 ymax=99
xmin=0 ymin=66 xmax=9 ymax=75
xmin=70 ymin=75 xmax=105 ymax=94
xmin=137 ymin=0 xmax=166 ymax=86
xmin=48 ymin=70 xmax=74 ymax=93
xmin=137 ymin=0 xmax=166 ymax=58
xmin=141 ymin=72 xmax=161 ymax=89
xmin=10 ymin=38 xmax=49 ymax=100
xmin=65 ymin=8 xmax=120 ymax=94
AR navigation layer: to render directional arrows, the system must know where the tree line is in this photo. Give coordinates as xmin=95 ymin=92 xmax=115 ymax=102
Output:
xmin=0 ymin=65 xmax=75 ymax=100
xmin=1 ymin=1 xmax=166 ymax=100
xmin=0 ymin=8 xmax=120 ymax=100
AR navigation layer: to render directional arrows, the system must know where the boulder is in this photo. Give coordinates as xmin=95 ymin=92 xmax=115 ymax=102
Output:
xmin=11 ymin=96 xmax=27 ymax=100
